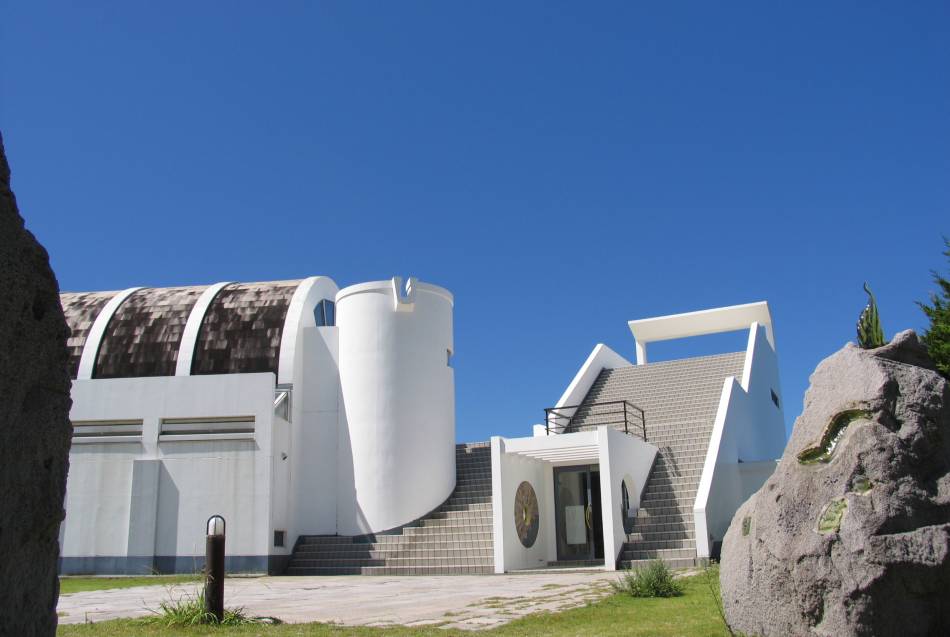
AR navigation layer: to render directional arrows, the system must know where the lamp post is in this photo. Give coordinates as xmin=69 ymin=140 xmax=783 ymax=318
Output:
xmin=205 ymin=515 xmax=226 ymax=622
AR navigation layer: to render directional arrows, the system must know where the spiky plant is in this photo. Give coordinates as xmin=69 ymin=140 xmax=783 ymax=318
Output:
xmin=857 ymin=282 xmax=885 ymax=349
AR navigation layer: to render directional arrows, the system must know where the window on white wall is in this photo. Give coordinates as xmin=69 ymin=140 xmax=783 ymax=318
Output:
xmin=314 ymin=299 xmax=335 ymax=327
xmin=71 ymin=420 xmax=143 ymax=443
xmin=159 ymin=416 xmax=255 ymax=438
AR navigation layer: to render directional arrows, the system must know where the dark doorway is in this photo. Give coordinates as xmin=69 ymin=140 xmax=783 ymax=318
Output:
xmin=553 ymin=465 xmax=604 ymax=563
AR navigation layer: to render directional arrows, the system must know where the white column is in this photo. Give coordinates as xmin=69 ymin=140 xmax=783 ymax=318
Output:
xmin=491 ymin=436 xmax=506 ymax=574
xmin=635 ymin=341 xmax=648 ymax=366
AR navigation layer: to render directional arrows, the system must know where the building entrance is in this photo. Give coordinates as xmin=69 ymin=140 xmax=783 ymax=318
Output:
xmin=553 ymin=465 xmax=604 ymax=562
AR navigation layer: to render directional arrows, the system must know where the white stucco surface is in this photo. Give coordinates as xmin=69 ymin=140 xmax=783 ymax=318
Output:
xmin=62 ymin=373 xmax=281 ymax=570
xmin=277 ymin=276 xmax=338 ymax=384
xmin=693 ymin=322 xmax=786 ymax=557
xmin=335 ymin=278 xmax=456 ymax=535
xmin=598 ymin=427 xmax=656 ymax=570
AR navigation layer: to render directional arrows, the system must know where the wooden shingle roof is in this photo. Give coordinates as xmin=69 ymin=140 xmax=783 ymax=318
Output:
xmin=59 ymin=279 xmax=304 ymax=379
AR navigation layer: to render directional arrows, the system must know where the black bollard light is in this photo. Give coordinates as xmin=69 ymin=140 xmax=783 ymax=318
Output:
xmin=204 ymin=515 xmax=226 ymax=622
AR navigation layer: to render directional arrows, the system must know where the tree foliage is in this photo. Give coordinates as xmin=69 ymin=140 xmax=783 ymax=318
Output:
xmin=918 ymin=238 xmax=950 ymax=378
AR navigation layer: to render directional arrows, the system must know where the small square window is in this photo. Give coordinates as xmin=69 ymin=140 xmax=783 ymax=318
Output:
xmin=274 ymin=530 xmax=285 ymax=548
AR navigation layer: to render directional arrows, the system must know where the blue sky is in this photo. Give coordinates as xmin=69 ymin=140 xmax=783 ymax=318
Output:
xmin=2 ymin=2 xmax=947 ymax=442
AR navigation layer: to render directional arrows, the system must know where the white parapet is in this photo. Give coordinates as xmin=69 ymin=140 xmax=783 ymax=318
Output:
xmin=334 ymin=277 xmax=456 ymax=535
xmin=628 ymin=301 xmax=774 ymax=365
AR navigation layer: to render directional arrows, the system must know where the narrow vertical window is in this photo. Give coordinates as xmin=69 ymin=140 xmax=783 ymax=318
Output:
xmin=314 ymin=299 xmax=336 ymax=327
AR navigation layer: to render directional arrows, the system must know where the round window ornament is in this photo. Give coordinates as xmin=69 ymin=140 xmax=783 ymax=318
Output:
xmin=514 ymin=481 xmax=540 ymax=548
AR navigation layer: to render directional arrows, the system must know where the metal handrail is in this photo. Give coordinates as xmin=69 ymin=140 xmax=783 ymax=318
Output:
xmin=543 ymin=399 xmax=647 ymax=441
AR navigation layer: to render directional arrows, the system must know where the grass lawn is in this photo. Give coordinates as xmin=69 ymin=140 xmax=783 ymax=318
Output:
xmin=57 ymin=570 xmax=730 ymax=636
xmin=60 ymin=575 xmax=202 ymax=595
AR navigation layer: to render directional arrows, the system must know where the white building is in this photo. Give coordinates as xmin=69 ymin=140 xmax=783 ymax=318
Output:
xmin=58 ymin=276 xmax=785 ymax=575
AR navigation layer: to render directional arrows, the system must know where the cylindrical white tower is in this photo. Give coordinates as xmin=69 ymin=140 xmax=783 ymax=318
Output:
xmin=335 ymin=277 xmax=455 ymax=535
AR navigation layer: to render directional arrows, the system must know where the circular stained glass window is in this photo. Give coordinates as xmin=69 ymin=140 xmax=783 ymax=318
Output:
xmin=514 ymin=481 xmax=540 ymax=548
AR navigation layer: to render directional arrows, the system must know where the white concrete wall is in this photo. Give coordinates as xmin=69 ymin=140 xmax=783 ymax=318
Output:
xmin=599 ymin=427 xmax=657 ymax=570
xmin=278 ymin=276 xmax=339 ymax=385
xmin=61 ymin=373 xmax=278 ymax=573
xmin=269 ymin=414 xmax=293 ymax=561
xmin=288 ymin=325 xmax=340 ymax=537
xmin=693 ymin=323 xmax=786 ymax=557
xmin=335 ymin=278 xmax=456 ymax=535
xmin=490 ymin=437 xmax=553 ymax=572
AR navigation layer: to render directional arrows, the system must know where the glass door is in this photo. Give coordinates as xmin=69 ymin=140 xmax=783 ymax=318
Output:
xmin=554 ymin=466 xmax=604 ymax=562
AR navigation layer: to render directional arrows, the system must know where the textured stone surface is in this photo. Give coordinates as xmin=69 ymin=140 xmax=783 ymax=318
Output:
xmin=720 ymin=330 xmax=950 ymax=637
xmin=0 ymin=133 xmax=73 ymax=635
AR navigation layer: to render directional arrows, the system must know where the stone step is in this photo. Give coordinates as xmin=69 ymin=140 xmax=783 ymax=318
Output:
xmin=438 ymin=502 xmax=492 ymax=512
xmin=358 ymin=530 xmax=493 ymax=544
xmin=620 ymin=538 xmax=695 ymax=551
xmin=628 ymin=519 xmax=695 ymax=533
xmin=440 ymin=496 xmax=491 ymax=505
xmin=405 ymin=521 xmax=493 ymax=532
xmin=636 ymin=502 xmax=694 ymax=515
xmin=427 ymin=511 xmax=493 ymax=521
xmin=290 ymin=556 xmax=494 ymax=569
xmin=620 ymin=547 xmax=696 ymax=561
xmin=286 ymin=565 xmax=494 ymax=576
xmin=293 ymin=548 xmax=494 ymax=560
xmin=618 ymin=557 xmax=697 ymax=570
xmin=639 ymin=498 xmax=696 ymax=511
xmin=297 ymin=538 xmax=494 ymax=552
xmin=627 ymin=528 xmax=694 ymax=540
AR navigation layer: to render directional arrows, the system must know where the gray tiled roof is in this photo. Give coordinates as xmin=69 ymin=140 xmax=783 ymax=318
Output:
xmin=61 ymin=291 xmax=118 ymax=378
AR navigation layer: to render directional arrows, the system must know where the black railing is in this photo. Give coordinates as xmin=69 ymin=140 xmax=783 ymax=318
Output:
xmin=544 ymin=400 xmax=647 ymax=441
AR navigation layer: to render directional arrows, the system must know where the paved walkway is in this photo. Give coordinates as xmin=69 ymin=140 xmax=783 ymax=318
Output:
xmin=58 ymin=571 xmax=619 ymax=630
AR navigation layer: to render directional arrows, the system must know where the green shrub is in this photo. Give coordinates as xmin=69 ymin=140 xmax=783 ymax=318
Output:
xmin=612 ymin=560 xmax=683 ymax=598
xmin=139 ymin=589 xmax=270 ymax=627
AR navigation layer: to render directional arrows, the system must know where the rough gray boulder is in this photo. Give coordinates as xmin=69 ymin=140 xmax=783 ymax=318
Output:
xmin=0 ymin=132 xmax=72 ymax=636
xmin=720 ymin=330 xmax=950 ymax=636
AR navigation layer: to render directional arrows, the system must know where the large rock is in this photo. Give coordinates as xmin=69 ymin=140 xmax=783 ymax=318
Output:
xmin=0 ymin=133 xmax=72 ymax=636
xmin=720 ymin=331 xmax=950 ymax=636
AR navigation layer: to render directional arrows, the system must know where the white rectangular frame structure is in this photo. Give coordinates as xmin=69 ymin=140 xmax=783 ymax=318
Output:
xmin=628 ymin=301 xmax=774 ymax=365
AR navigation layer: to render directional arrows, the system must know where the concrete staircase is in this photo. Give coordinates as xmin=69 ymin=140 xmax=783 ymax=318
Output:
xmin=286 ymin=443 xmax=493 ymax=575
xmin=571 ymin=352 xmax=746 ymax=569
